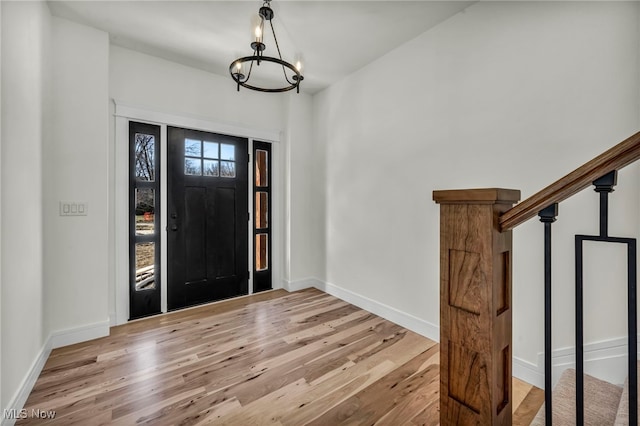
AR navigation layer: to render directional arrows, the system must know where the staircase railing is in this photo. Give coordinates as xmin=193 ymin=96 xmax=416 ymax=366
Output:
xmin=433 ymin=131 xmax=640 ymax=425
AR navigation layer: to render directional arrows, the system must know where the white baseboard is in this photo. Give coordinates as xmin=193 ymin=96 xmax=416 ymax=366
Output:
xmin=282 ymin=277 xmax=322 ymax=292
xmin=319 ymin=280 xmax=440 ymax=342
xmin=546 ymin=336 xmax=638 ymax=387
xmin=50 ymin=319 xmax=110 ymax=349
xmin=513 ymin=356 xmax=544 ymax=389
xmin=1 ymin=320 xmax=111 ymax=425
xmin=517 ymin=336 xmax=639 ymax=389
xmin=291 ymin=278 xmax=440 ymax=343
xmin=1 ymin=338 xmax=52 ymax=426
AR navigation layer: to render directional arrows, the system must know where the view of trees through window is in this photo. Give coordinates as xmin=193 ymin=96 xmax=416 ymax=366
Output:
xmin=135 ymin=133 xmax=155 ymax=181
xmin=134 ymin=133 xmax=156 ymax=291
xmin=184 ymin=139 xmax=236 ymax=177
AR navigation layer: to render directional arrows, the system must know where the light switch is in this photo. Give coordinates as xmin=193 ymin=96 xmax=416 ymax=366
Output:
xmin=60 ymin=201 xmax=88 ymax=216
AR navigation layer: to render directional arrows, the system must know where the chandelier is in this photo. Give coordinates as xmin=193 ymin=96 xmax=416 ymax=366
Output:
xmin=229 ymin=0 xmax=304 ymax=93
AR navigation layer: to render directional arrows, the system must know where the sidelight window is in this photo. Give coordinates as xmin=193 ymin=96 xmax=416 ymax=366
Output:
xmin=129 ymin=122 xmax=162 ymax=319
xmin=253 ymin=142 xmax=272 ymax=292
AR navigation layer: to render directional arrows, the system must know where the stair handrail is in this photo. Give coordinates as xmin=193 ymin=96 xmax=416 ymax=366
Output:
xmin=500 ymin=131 xmax=640 ymax=231
xmin=434 ymin=130 xmax=640 ymax=425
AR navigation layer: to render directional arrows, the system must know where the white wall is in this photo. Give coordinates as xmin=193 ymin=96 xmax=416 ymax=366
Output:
xmin=43 ymin=17 xmax=110 ymax=340
xmin=1 ymin=0 xmax=4 ymax=409
xmin=283 ymin=93 xmax=320 ymax=282
xmin=1 ymin=0 xmax=50 ymax=412
xmin=313 ymin=1 xmax=639 ymax=384
xmin=110 ymin=46 xmax=285 ymax=133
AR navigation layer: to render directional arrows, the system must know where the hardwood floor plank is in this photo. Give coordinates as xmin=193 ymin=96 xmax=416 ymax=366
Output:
xmin=247 ymin=332 xmax=435 ymax=425
xmin=189 ymin=397 xmax=242 ymax=426
xmin=376 ymin=371 xmax=439 ymax=426
xmin=302 ymin=344 xmax=440 ymax=426
xmin=513 ymin=377 xmax=533 ymax=412
xmin=513 ymin=385 xmax=545 ymax=426
xmin=209 ymin=329 xmax=386 ymax=407
xmin=109 ymin=387 xmax=207 ymax=426
xmin=16 ymin=288 xmax=542 ymax=425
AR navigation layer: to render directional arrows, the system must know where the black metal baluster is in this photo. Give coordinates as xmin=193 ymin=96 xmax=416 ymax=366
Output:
xmin=629 ymin=240 xmax=637 ymax=426
xmin=593 ymin=172 xmax=630 ymax=426
xmin=574 ymin=171 xmax=617 ymax=426
xmin=594 ymin=171 xmax=638 ymax=426
xmin=575 ymin=235 xmax=584 ymax=426
xmin=593 ymin=171 xmax=616 ymax=238
xmin=540 ymin=203 xmax=558 ymax=426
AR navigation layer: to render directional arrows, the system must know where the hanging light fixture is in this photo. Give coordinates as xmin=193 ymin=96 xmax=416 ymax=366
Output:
xmin=229 ymin=0 xmax=304 ymax=93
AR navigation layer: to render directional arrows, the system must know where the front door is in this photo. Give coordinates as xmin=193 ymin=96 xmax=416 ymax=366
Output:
xmin=167 ymin=127 xmax=248 ymax=310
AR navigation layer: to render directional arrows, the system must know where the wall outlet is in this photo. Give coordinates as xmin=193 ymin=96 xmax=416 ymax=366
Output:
xmin=59 ymin=201 xmax=88 ymax=216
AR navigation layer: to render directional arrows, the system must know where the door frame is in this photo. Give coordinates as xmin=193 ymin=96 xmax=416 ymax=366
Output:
xmin=113 ymin=101 xmax=282 ymax=325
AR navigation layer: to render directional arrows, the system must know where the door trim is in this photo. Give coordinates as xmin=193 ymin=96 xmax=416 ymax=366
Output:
xmin=113 ymin=100 xmax=282 ymax=326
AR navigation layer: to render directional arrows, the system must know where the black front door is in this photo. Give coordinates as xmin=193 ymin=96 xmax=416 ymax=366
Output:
xmin=167 ymin=127 xmax=248 ymax=310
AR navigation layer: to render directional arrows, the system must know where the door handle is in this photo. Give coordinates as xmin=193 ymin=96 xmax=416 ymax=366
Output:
xmin=169 ymin=213 xmax=178 ymax=232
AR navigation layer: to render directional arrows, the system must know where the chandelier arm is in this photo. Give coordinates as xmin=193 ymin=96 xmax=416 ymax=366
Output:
xmin=269 ymin=19 xmax=284 ymax=61
xmin=246 ymin=57 xmax=255 ymax=81
xmin=284 ymin=73 xmax=295 ymax=85
xmin=269 ymin=19 xmax=297 ymax=85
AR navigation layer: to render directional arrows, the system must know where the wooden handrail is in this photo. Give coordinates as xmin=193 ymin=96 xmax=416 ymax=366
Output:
xmin=500 ymin=131 xmax=640 ymax=231
xmin=434 ymin=131 xmax=640 ymax=425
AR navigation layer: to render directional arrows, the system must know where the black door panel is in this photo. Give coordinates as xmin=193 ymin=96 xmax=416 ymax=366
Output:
xmin=168 ymin=127 xmax=248 ymax=310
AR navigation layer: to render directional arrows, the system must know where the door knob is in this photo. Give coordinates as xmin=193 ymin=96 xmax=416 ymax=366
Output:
xmin=171 ymin=224 xmax=178 ymax=231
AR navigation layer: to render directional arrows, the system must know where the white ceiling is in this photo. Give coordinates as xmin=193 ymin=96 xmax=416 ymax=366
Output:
xmin=48 ymin=1 xmax=474 ymax=94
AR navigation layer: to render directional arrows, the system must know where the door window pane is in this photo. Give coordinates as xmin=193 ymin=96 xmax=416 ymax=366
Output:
xmin=185 ymin=158 xmax=202 ymax=175
xmin=135 ymin=188 xmax=155 ymax=236
xmin=135 ymin=242 xmax=156 ymax=291
xmin=185 ymin=139 xmax=201 ymax=156
xmin=135 ymin=133 xmax=155 ymax=181
xmin=221 ymin=144 xmax=235 ymax=161
xmin=256 ymin=234 xmax=268 ymax=271
xmin=256 ymin=150 xmax=268 ymax=187
xmin=203 ymin=141 xmax=219 ymax=159
xmin=256 ymin=192 xmax=268 ymax=229
xmin=221 ymin=161 xmax=236 ymax=178
xmin=203 ymin=159 xmax=220 ymax=177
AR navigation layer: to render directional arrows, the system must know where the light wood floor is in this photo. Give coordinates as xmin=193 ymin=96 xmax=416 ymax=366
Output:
xmin=18 ymin=288 xmax=543 ymax=425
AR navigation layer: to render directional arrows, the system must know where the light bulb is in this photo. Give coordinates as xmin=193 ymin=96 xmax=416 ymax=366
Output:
xmin=295 ymin=61 xmax=302 ymax=72
xmin=255 ymin=26 xmax=262 ymax=42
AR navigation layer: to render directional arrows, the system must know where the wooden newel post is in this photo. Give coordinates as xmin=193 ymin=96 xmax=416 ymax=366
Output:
xmin=433 ymin=188 xmax=521 ymax=426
